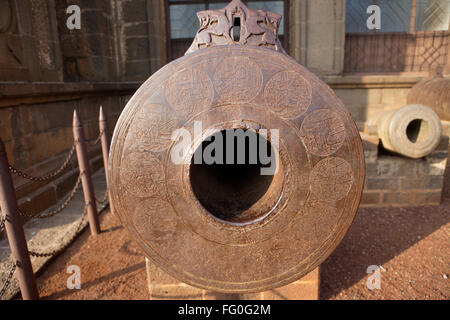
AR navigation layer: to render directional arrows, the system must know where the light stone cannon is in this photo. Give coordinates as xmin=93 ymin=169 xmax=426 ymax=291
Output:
xmin=366 ymin=104 xmax=442 ymax=159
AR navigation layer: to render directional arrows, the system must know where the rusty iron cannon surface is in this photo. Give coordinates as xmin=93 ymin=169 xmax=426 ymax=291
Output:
xmin=109 ymin=0 xmax=365 ymax=293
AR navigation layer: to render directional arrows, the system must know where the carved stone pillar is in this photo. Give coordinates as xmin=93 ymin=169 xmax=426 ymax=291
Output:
xmin=289 ymin=0 xmax=346 ymax=75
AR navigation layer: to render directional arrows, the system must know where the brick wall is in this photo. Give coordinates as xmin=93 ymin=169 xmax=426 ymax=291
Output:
xmin=360 ymin=133 xmax=449 ymax=207
xmin=0 ymin=83 xmax=135 ymax=237
xmin=324 ymin=75 xmax=425 ymax=131
xmin=114 ymin=0 xmax=167 ymax=81
xmin=0 ymin=0 xmax=149 ymax=238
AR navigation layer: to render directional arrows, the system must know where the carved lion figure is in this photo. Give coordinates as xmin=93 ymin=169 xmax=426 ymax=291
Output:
xmin=195 ymin=10 xmax=233 ymax=48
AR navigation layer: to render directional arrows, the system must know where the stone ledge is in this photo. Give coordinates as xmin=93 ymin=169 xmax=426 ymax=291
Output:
xmin=323 ymin=73 xmax=426 ymax=89
xmin=0 ymin=82 xmax=140 ymax=108
xmin=0 ymin=74 xmax=425 ymax=102
xmin=360 ymin=133 xmax=449 ymax=207
xmin=0 ymin=82 xmax=141 ymax=99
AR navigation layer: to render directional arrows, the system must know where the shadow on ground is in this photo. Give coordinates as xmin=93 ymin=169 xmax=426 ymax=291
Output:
xmin=319 ymin=152 xmax=450 ymax=299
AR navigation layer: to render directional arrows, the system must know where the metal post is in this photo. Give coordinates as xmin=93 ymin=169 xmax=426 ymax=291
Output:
xmin=99 ymin=106 xmax=114 ymax=214
xmin=73 ymin=110 xmax=100 ymax=236
xmin=0 ymin=139 xmax=39 ymax=300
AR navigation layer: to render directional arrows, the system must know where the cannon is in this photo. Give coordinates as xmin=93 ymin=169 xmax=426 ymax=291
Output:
xmin=109 ymin=0 xmax=365 ymax=293
xmin=366 ymin=104 xmax=442 ymax=159
xmin=407 ymin=75 xmax=450 ymax=122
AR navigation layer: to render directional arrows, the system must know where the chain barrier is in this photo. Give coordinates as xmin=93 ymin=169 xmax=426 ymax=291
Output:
xmin=95 ymin=188 xmax=109 ymax=207
xmin=0 ymin=215 xmax=5 ymax=233
xmin=0 ymin=114 xmax=112 ymax=299
xmin=0 ymin=262 xmax=16 ymax=300
xmin=88 ymin=130 xmax=105 ymax=146
xmin=97 ymin=197 xmax=109 ymax=213
xmin=8 ymin=144 xmax=76 ymax=182
xmin=28 ymin=206 xmax=87 ymax=258
xmin=19 ymin=173 xmax=83 ymax=220
xmin=88 ymin=135 xmax=101 ymax=146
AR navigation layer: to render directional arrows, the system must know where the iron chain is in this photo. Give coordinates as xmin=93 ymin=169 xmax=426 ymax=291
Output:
xmin=95 ymin=189 xmax=109 ymax=207
xmin=0 ymin=214 xmax=5 ymax=233
xmin=9 ymin=144 xmax=76 ymax=182
xmin=19 ymin=174 xmax=83 ymax=220
xmin=88 ymin=131 xmax=104 ymax=146
xmin=0 ymin=262 xmax=16 ymax=299
xmin=29 ymin=206 xmax=87 ymax=258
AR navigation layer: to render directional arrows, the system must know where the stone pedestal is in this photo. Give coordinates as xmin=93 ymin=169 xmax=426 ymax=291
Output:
xmin=360 ymin=133 xmax=449 ymax=207
xmin=145 ymin=258 xmax=319 ymax=300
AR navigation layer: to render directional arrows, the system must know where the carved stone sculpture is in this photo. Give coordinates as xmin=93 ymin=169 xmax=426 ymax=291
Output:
xmin=187 ymin=0 xmax=285 ymax=54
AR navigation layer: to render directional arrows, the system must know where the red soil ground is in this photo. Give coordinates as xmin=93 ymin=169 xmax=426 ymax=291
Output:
xmin=34 ymin=163 xmax=450 ymax=300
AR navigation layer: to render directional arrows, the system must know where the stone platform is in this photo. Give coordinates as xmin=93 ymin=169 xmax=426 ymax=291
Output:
xmin=145 ymin=258 xmax=319 ymax=300
xmin=360 ymin=133 xmax=449 ymax=207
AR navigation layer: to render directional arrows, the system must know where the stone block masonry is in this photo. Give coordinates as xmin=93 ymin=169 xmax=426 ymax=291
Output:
xmin=360 ymin=133 xmax=449 ymax=207
xmin=0 ymin=82 xmax=138 ymax=240
xmin=145 ymin=258 xmax=319 ymax=300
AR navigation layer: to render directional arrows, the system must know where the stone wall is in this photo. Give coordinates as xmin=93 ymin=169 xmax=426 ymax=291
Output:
xmin=360 ymin=133 xmax=449 ymax=207
xmin=52 ymin=0 xmax=165 ymax=82
xmin=0 ymin=0 xmax=62 ymax=82
xmin=324 ymin=74 xmax=426 ymax=130
xmin=289 ymin=0 xmax=346 ymax=75
xmin=0 ymin=0 xmax=149 ymax=239
xmin=54 ymin=0 xmax=117 ymax=82
xmin=0 ymin=83 xmax=135 ymax=234
xmin=113 ymin=0 xmax=167 ymax=81
xmin=287 ymin=1 xmax=433 ymax=132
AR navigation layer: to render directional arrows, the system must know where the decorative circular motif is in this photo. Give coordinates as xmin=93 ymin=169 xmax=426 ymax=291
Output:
xmin=213 ymin=56 xmax=263 ymax=104
xmin=300 ymin=109 xmax=346 ymax=157
xmin=128 ymin=104 xmax=178 ymax=152
xmin=264 ymin=70 xmax=312 ymax=119
xmin=120 ymin=151 xmax=165 ymax=198
xmin=165 ymin=67 xmax=213 ymax=117
xmin=132 ymin=198 xmax=178 ymax=242
xmin=310 ymin=157 xmax=354 ymax=201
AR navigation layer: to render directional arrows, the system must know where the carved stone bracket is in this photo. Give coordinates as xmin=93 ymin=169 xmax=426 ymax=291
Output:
xmin=186 ymin=0 xmax=286 ymax=55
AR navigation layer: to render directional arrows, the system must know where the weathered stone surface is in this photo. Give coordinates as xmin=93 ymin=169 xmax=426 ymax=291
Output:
xmin=366 ymin=104 xmax=443 ymax=159
xmin=361 ymin=191 xmax=381 ymax=205
xmin=360 ymin=133 xmax=448 ymax=207
xmin=146 ymin=257 xmax=319 ymax=300
xmin=289 ymin=0 xmax=345 ymax=75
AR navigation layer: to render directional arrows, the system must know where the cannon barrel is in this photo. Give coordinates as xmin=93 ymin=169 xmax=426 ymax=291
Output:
xmin=366 ymin=104 xmax=442 ymax=159
xmin=407 ymin=76 xmax=450 ymax=122
xmin=108 ymin=0 xmax=365 ymax=293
